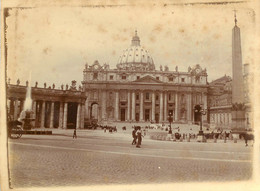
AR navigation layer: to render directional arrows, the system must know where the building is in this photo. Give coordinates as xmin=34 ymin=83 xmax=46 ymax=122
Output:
xmin=243 ymin=63 xmax=253 ymax=128
xmin=82 ymin=31 xmax=209 ymax=125
xmin=208 ymin=75 xmax=232 ymax=128
xmin=208 ymin=64 xmax=252 ymax=129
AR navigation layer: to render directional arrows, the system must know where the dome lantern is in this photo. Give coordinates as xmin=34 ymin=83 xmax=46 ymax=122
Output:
xmin=131 ymin=30 xmax=140 ymax=46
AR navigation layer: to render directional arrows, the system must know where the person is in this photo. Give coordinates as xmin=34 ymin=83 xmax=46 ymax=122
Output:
xmin=132 ymin=127 xmax=137 ymax=145
xmin=73 ymin=129 xmax=77 ymax=139
xmin=136 ymin=126 xmax=143 ymax=148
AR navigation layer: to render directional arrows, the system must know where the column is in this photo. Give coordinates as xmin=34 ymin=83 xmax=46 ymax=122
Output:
xmin=159 ymin=92 xmax=163 ymax=122
xmin=114 ymin=91 xmax=119 ymax=121
xmin=229 ymin=112 xmax=232 ymax=126
xmin=186 ymin=93 xmax=192 ymax=122
xmin=97 ymin=106 xmax=101 ymax=122
xmin=76 ymin=103 xmax=81 ymax=129
xmin=32 ymin=100 xmax=37 ymax=117
xmin=127 ymin=91 xmax=131 ymax=121
xmin=32 ymin=100 xmax=37 ymax=127
xmin=59 ymin=102 xmax=63 ymax=128
xmin=80 ymin=103 xmax=85 ymax=129
xmin=49 ymin=102 xmax=54 ymax=128
xmin=14 ymin=99 xmax=19 ymax=120
xmin=63 ymin=102 xmax=68 ymax=129
xmin=175 ymin=92 xmax=178 ymax=121
xmin=40 ymin=101 xmax=46 ymax=128
xmin=85 ymin=97 xmax=89 ymax=119
xmin=140 ymin=91 xmax=144 ymax=121
xmin=164 ymin=92 xmax=167 ymax=121
xmin=9 ymin=99 xmax=14 ymax=119
xmin=20 ymin=100 xmax=24 ymax=113
xmin=151 ymin=91 xmax=155 ymax=122
xmin=102 ymin=91 xmax=107 ymax=120
xmin=131 ymin=91 xmax=136 ymax=121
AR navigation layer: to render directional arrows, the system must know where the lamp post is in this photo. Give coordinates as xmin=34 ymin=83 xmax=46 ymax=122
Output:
xmin=168 ymin=112 xmax=173 ymax=134
xmin=195 ymin=104 xmax=207 ymax=142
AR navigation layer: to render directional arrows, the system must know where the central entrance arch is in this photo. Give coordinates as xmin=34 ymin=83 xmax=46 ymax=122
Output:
xmin=194 ymin=105 xmax=201 ymax=125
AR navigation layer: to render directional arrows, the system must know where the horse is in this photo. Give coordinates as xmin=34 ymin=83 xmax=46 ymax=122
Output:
xmin=244 ymin=132 xmax=254 ymax=146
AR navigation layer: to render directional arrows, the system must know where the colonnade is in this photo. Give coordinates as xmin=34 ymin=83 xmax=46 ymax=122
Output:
xmin=7 ymin=98 xmax=85 ymax=129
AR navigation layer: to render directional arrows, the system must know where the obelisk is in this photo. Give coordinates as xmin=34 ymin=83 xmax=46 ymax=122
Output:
xmin=231 ymin=11 xmax=245 ymax=129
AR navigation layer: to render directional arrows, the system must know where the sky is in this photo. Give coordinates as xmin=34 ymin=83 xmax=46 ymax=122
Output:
xmin=5 ymin=2 xmax=255 ymax=88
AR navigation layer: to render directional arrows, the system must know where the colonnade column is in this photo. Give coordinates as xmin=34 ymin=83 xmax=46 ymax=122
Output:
xmin=31 ymin=100 xmax=36 ymax=127
xmin=159 ymin=92 xmax=163 ymax=122
xmin=80 ymin=103 xmax=85 ymax=129
xmin=41 ymin=101 xmax=46 ymax=128
xmin=175 ymin=92 xmax=178 ymax=121
xmin=59 ymin=102 xmax=63 ymax=128
xmin=114 ymin=91 xmax=119 ymax=121
xmin=127 ymin=91 xmax=131 ymax=121
xmin=140 ymin=91 xmax=144 ymax=121
xmin=151 ymin=91 xmax=155 ymax=122
xmin=50 ymin=102 xmax=55 ymax=128
xmin=164 ymin=91 xmax=167 ymax=121
xmin=20 ymin=100 xmax=24 ymax=113
xmin=131 ymin=91 xmax=136 ymax=121
xmin=63 ymin=102 xmax=68 ymax=129
xmin=14 ymin=99 xmax=19 ymax=120
xmin=32 ymin=100 xmax=37 ymax=121
xmin=76 ymin=103 xmax=81 ymax=129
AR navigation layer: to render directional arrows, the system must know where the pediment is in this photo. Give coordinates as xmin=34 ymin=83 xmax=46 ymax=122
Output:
xmin=133 ymin=75 xmax=163 ymax=83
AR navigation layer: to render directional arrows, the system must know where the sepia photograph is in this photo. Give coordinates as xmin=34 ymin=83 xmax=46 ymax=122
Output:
xmin=1 ymin=0 xmax=259 ymax=190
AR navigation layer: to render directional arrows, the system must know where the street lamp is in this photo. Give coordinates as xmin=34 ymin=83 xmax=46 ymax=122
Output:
xmin=168 ymin=112 xmax=173 ymax=134
xmin=194 ymin=104 xmax=207 ymax=142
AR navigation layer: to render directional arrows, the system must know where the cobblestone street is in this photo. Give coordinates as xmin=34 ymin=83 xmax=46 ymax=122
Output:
xmin=8 ymin=129 xmax=253 ymax=188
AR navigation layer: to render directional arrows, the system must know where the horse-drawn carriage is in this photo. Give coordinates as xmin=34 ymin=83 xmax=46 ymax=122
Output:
xmin=7 ymin=120 xmax=23 ymax=139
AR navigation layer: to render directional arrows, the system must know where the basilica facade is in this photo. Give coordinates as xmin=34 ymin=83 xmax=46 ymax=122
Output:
xmin=83 ymin=32 xmax=209 ymax=124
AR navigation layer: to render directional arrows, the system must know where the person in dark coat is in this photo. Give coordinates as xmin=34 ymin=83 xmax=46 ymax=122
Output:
xmin=136 ymin=126 xmax=143 ymax=148
xmin=73 ymin=129 xmax=77 ymax=139
xmin=132 ymin=127 xmax=137 ymax=145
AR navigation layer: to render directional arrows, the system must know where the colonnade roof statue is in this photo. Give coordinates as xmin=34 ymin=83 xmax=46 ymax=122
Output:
xmin=116 ymin=30 xmax=155 ymax=71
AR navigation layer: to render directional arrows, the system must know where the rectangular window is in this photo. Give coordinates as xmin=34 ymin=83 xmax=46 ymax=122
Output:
xmin=110 ymin=75 xmax=114 ymax=80
xmin=156 ymin=77 xmax=159 ymax=80
xmin=168 ymin=94 xmax=171 ymax=101
xmin=146 ymin=93 xmax=149 ymax=100
xmin=136 ymin=94 xmax=139 ymax=100
xmin=122 ymin=75 xmax=126 ymax=80
xmin=181 ymin=78 xmax=185 ymax=82
xmin=169 ymin=77 xmax=173 ymax=82
xmin=137 ymin=76 xmax=140 ymax=80
xmin=93 ymin=73 xmax=98 ymax=80
xmin=156 ymin=95 xmax=159 ymax=101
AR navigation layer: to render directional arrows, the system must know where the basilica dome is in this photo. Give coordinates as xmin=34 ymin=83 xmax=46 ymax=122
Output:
xmin=117 ymin=31 xmax=155 ymax=71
